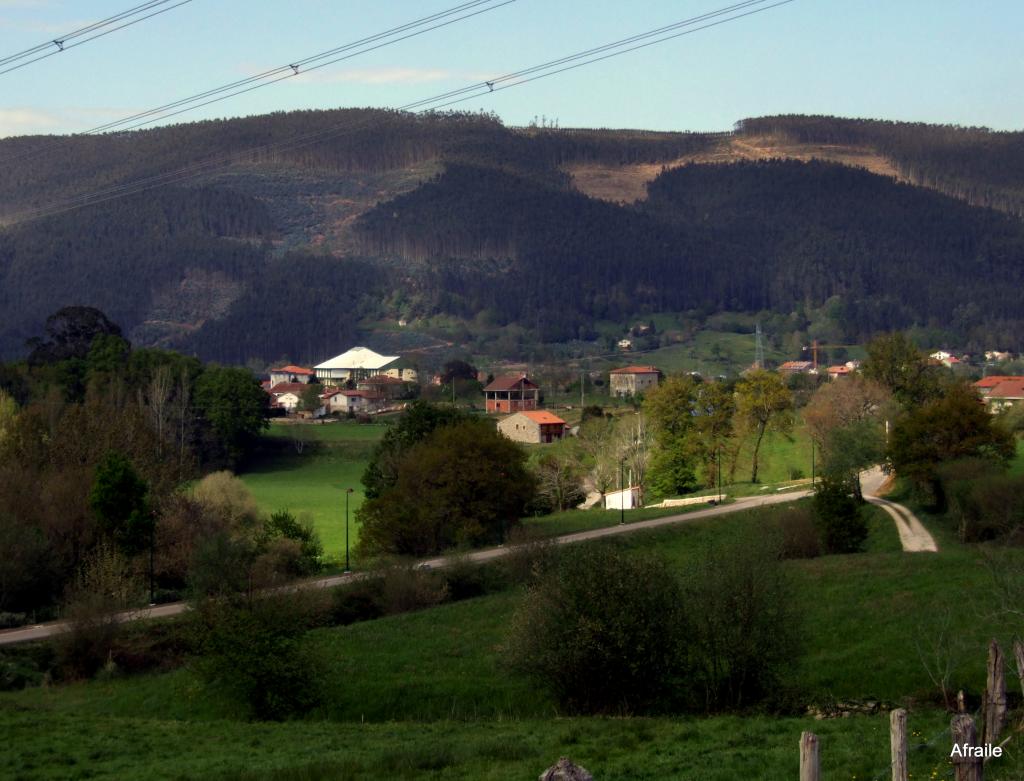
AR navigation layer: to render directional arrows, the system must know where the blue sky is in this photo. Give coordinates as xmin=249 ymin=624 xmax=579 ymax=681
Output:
xmin=0 ymin=0 xmax=1021 ymax=137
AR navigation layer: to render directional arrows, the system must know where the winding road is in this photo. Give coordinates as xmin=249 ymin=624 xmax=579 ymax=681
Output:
xmin=0 ymin=469 xmax=935 ymax=647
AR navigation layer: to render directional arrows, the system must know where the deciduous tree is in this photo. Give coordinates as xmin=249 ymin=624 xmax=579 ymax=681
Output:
xmin=734 ymin=370 xmax=793 ymax=483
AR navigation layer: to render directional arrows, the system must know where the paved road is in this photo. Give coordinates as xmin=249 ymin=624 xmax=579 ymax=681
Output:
xmin=861 ymin=466 xmax=938 ymax=553
xmin=0 ymin=489 xmax=812 ymax=647
xmin=0 ymin=473 xmax=936 ymax=647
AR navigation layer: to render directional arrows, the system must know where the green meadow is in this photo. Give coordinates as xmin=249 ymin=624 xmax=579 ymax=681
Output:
xmin=239 ymin=421 xmax=388 ymax=562
xmin=5 ymin=500 xmax=1024 ymax=779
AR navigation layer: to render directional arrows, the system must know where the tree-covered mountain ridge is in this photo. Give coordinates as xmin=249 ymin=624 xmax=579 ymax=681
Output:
xmin=2 ymin=109 xmax=1024 ymax=363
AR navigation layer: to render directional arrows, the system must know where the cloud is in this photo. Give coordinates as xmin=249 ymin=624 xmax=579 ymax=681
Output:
xmin=294 ymin=67 xmax=456 ymax=86
xmin=0 ymin=107 xmax=61 ymax=136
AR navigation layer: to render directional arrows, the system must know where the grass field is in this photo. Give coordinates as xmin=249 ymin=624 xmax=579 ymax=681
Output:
xmin=6 ymin=500 xmax=1024 ymax=779
xmin=239 ymin=422 xmax=387 ymax=562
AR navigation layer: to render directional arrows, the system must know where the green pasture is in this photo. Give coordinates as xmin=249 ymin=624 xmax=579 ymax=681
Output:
xmin=7 ymin=499 xmax=1024 ymax=779
xmin=240 ymin=422 xmax=387 ymax=561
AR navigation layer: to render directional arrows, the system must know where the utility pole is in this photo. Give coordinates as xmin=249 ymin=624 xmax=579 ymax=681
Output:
xmin=580 ymin=370 xmax=585 ymax=408
xmin=619 ymin=459 xmax=625 ymax=525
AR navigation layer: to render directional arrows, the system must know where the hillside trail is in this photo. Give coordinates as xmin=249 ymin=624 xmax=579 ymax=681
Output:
xmin=861 ymin=467 xmax=938 ymax=553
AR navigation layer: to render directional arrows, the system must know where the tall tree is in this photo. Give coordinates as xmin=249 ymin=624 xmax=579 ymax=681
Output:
xmin=734 ymin=370 xmax=793 ymax=483
xmin=193 ymin=366 xmax=269 ymax=463
xmin=89 ymin=451 xmax=152 ymax=556
xmin=862 ymin=332 xmax=943 ymax=408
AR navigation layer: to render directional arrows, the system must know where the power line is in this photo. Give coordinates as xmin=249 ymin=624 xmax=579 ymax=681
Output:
xmin=0 ymin=0 xmax=193 ymax=78
xmin=0 ymin=0 xmax=515 ymax=167
xmin=4 ymin=0 xmax=797 ymax=224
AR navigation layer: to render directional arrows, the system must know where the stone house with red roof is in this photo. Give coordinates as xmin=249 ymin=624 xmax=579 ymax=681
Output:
xmin=498 ymin=410 xmax=567 ymax=444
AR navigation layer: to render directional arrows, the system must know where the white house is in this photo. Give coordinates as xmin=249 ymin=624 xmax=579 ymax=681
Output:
xmin=314 ymin=346 xmax=400 ymax=383
xmin=322 ymin=389 xmax=380 ymax=415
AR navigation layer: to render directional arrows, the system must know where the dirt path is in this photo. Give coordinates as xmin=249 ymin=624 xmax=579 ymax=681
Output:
xmin=0 ymin=490 xmax=811 ymax=647
xmin=861 ymin=467 xmax=938 ymax=553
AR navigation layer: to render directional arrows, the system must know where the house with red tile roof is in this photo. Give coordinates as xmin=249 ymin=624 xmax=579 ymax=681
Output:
xmin=609 ymin=365 xmax=661 ymax=397
xmin=269 ymin=365 xmax=315 ymax=386
xmin=984 ymin=377 xmax=1024 ymax=411
xmin=498 ymin=410 xmax=567 ymax=444
xmin=483 ymin=374 xmax=539 ymax=413
xmin=779 ymin=360 xmax=815 ymax=375
xmin=973 ymin=376 xmax=1022 ymax=396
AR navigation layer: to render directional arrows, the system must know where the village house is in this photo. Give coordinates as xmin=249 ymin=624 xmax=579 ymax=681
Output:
xmin=609 ymin=365 xmax=661 ymax=398
xmin=929 ymin=350 xmax=962 ymax=368
xmin=779 ymin=360 xmax=815 ymax=375
xmin=826 ymin=365 xmax=851 ymax=380
xmin=269 ymin=365 xmax=315 ymax=386
xmin=986 ymin=350 xmax=1014 ymax=363
xmin=356 ymin=374 xmax=409 ymax=401
xmin=321 ymin=388 xmax=382 ymax=415
xmin=975 ymin=376 xmax=1024 ymax=411
xmin=483 ymin=374 xmax=540 ymax=413
xmin=267 ymin=382 xmax=309 ymax=411
xmin=497 ymin=410 xmax=566 ymax=444
xmin=617 ymin=338 xmax=633 ymax=351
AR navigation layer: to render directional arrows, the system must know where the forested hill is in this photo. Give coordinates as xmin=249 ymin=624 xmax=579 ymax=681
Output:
xmin=1 ymin=109 xmax=1023 ymax=363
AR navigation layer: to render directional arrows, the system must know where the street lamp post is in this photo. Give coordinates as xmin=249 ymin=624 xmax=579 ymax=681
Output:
xmin=811 ymin=440 xmax=816 ymax=488
xmin=344 ymin=488 xmax=354 ymax=573
xmin=619 ymin=458 xmax=625 ymax=525
xmin=717 ymin=445 xmax=722 ymax=504
xmin=149 ymin=514 xmax=155 ymax=606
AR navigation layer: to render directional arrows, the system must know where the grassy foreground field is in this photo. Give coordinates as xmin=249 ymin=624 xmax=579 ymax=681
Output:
xmin=5 ymin=501 xmax=1024 ymax=779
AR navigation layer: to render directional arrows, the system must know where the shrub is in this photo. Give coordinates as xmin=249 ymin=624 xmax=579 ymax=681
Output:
xmin=503 ymin=544 xmax=691 ymax=714
xmin=813 ymin=478 xmax=868 ymax=553
xmin=377 ymin=563 xmax=448 ymax=615
xmin=330 ymin=581 xmax=384 ymax=625
xmin=193 ymin=594 xmax=325 ymax=721
xmin=941 ymin=461 xmax=1024 ymax=542
xmin=684 ymin=537 xmax=802 ymax=710
xmin=772 ymin=504 xmax=821 ymax=559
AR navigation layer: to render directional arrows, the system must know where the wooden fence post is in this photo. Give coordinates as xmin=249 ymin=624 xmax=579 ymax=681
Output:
xmin=951 ymin=714 xmax=983 ymax=781
xmin=983 ymin=639 xmax=1007 ymax=744
xmin=890 ymin=708 xmax=908 ymax=781
xmin=1013 ymin=638 xmax=1024 ymax=699
xmin=800 ymin=731 xmax=819 ymax=781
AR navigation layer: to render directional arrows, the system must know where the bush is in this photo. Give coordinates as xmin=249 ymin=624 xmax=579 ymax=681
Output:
xmin=503 ymin=544 xmax=691 ymax=714
xmin=377 ymin=563 xmax=448 ymax=615
xmin=330 ymin=581 xmax=384 ymax=625
xmin=193 ymin=594 xmax=326 ymax=721
xmin=813 ymin=478 xmax=868 ymax=553
xmin=940 ymin=460 xmax=1024 ymax=542
xmin=684 ymin=537 xmax=802 ymax=710
xmin=772 ymin=504 xmax=821 ymax=559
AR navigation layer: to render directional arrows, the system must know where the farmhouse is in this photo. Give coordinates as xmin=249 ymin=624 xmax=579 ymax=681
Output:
xmin=356 ymin=374 xmax=409 ymax=401
xmin=826 ymin=365 xmax=852 ymax=380
xmin=314 ymin=346 xmax=400 ymax=383
xmin=269 ymin=365 xmax=315 ymax=386
xmin=981 ymin=377 xmax=1024 ymax=411
xmin=497 ymin=410 xmax=566 ymax=444
xmin=484 ymin=374 xmax=540 ymax=413
xmin=609 ymin=365 xmax=661 ymax=397
xmin=321 ymin=388 xmax=381 ymax=415
xmin=779 ymin=360 xmax=814 ymax=375
xmin=973 ymin=376 xmax=1021 ymax=397
xmin=268 ymin=382 xmax=309 ymax=411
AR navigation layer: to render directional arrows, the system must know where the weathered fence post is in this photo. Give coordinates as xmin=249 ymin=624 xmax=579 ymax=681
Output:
xmin=800 ymin=731 xmax=819 ymax=781
xmin=983 ymin=639 xmax=1007 ymax=744
xmin=539 ymin=757 xmax=593 ymax=781
xmin=1013 ymin=638 xmax=1024 ymax=698
xmin=951 ymin=714 xmax=983 ymax=781
xmin=890 ymin=708 xmax=908 ymax=781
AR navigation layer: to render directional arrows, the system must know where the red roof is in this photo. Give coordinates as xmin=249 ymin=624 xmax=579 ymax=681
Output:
xmin=268 ymin=382 xmax=308 ymax=395
xmin=780 ymin=361 xmax=814 ymax=370
xmin=988 ymin=379 xmax=1024 ymax=400
xmin=974 ymin=375 xmax=1021 ymax=389
xmin=609 ymin=365 xmax=660 ymax=375
xmin=272 ymin=365 xmax=315 ymax=375
xmin=518 ymin=410 xmax=566 ymax=425
xmin=484 ymin=374 xmax=538 ymax=392
xmin=827 ymin=366 xmax=851 ymax=375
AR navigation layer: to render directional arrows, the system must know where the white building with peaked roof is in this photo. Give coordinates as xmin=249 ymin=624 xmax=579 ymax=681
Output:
xmin=314 ymin=346 xmax=400 ymax=383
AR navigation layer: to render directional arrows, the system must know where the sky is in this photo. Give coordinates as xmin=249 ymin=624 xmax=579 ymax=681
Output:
xmin=0 ymin=0 xmax=1022 ymax=138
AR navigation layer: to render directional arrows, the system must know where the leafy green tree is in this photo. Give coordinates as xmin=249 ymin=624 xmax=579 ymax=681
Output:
xmin=26 ymin=306 xmax=124 ymax=365
xmin=889 ymin=383 xmax=1015 ymax=506
xmin=504 ymin=545 xmax=691 ymax=715
xmin=299 ymin=383 xmax=323 ymax=413
xmin=362 ymin=401 xmax=468 ymax=500
xmin=357 ymin=420 xmax=536 ymax=556
xmin=88 ymin=452 xmax=152 ymax=555
xmin=85 ymin=334 xmax=130 ymax=380
xmin=734 ymin=370 xmax=794 ymax=483
xmin=862 ymin=332 xmax=942 ymax=407
xmin=193 ymin=366 xmax=269 ymax=463
xmin=813 ymin=477 xmax=868 ymax=553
